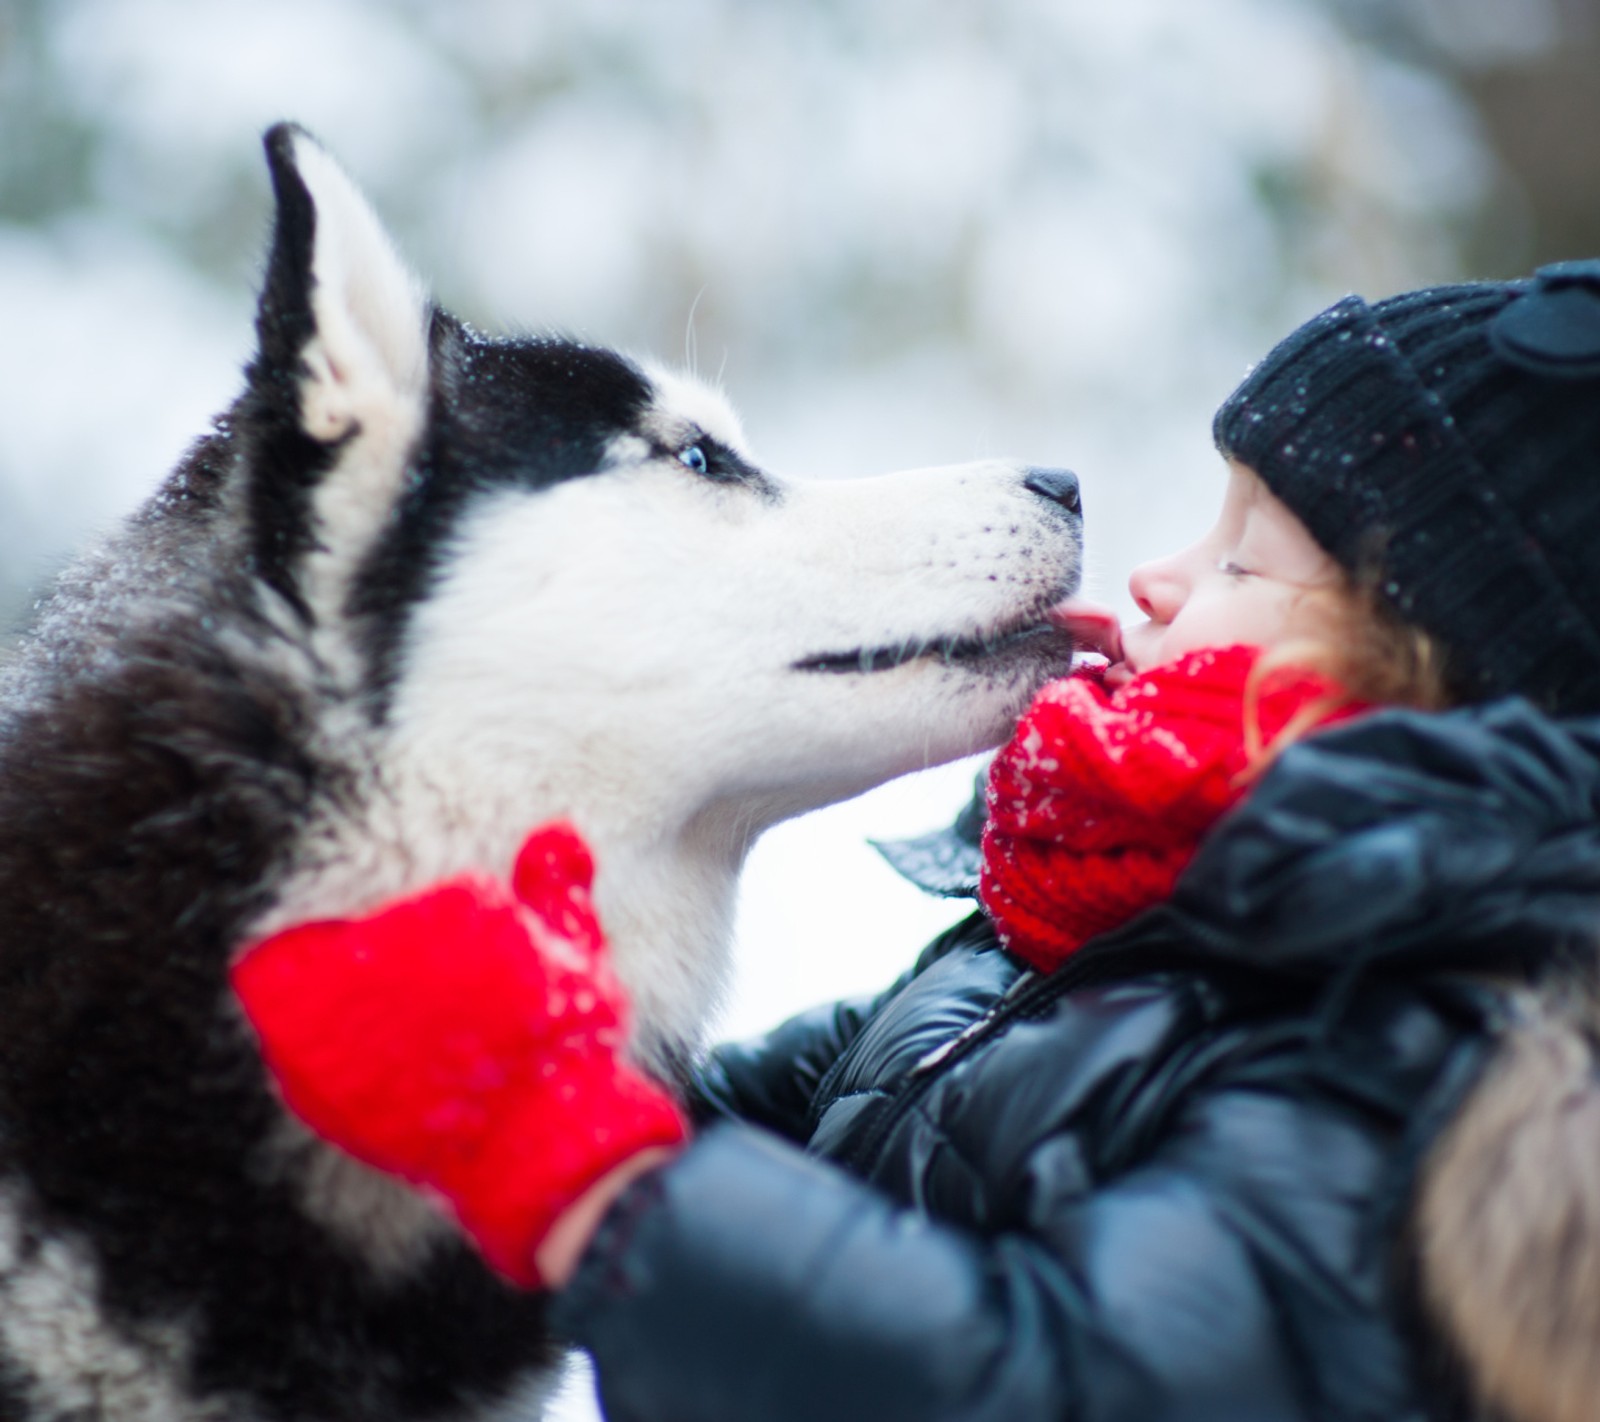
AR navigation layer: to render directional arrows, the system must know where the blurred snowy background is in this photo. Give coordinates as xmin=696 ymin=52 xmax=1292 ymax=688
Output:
xmin=1 ymin=1 xmax=1597 ymax=1414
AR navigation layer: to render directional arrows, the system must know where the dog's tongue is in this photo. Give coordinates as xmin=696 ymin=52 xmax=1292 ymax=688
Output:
xmin=1047 ymin=597 xmax=1124 ymax=665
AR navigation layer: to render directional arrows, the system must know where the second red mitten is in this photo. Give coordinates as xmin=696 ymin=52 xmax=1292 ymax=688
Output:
xmin=982 ymin=647 xmax=1365 ymax=971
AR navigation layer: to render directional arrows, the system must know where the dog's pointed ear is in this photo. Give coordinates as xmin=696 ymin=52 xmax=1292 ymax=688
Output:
xmin=255 ymin=123 xmax=429 ymax=441
xmin=244 ymin=125 xmax=433 ymax=624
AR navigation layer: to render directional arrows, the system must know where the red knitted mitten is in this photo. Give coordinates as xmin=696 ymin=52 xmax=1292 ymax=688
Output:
xmin=230 ymin=822 xmax=687 ymax=1288
xmin=982 ymin=646 xmax=1364 ymax=971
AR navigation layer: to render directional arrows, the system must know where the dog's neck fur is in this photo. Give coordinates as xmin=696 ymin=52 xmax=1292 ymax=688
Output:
xmin=585 ymin=814 xmax=748 ymax=1070
xmin=257 ymin=723 xmax=759 ymax=1075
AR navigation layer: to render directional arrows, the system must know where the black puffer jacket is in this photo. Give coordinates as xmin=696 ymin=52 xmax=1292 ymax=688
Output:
xmin=553 ymin=701 xmax=1600 ymax=1422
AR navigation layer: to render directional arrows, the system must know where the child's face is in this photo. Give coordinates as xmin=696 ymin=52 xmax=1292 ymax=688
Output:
xmin=1117 ymin=462 xmax=1341 ymax=678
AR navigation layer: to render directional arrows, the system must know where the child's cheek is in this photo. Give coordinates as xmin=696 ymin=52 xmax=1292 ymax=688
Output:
xmin=1159 ymin=588 xmax=1238 ymax=664
xmin=1225 ymin=578 xmax=1306 ymax=653
xmin=1149 ymin=580 xmax=1299 ymax=670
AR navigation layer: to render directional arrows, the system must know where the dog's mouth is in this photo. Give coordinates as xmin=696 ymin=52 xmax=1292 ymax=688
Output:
xmin=793 ymin=602 xmax=1078 ymax=676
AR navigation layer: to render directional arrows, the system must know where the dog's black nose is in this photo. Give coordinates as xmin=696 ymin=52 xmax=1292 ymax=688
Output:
xmin=1024 ymin=466 xmax=1081 ymax=517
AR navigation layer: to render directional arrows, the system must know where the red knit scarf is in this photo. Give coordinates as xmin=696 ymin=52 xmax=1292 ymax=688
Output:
xmin=979 ymin=645 xmax=1368 ymax=973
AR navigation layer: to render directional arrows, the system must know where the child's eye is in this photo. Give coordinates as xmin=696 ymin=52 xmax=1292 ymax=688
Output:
xmin=1218 ymin=559 xmax=1253 ymax=578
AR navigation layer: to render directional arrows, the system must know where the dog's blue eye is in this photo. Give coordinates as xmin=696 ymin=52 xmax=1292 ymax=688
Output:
xmin=678 ymin=444 xmax=709 ymax=475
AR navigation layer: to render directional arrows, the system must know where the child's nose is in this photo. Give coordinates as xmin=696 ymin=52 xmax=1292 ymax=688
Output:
xmin=1127 ymin=558 xmax=1180 ymax=622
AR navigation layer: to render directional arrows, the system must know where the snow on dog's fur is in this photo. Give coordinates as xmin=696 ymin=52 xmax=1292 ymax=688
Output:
xmin=0 ymin=125 xmax=1084 ymax=1420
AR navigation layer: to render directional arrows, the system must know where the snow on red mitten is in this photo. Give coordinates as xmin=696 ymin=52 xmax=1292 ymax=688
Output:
xmin=982 ymin=646 xmax=1364 ymax=971
xmin=230 ymin=820 xmax=687 ymax=1287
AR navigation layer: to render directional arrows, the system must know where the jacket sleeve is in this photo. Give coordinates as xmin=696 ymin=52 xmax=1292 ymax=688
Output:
xmin=551 ymin=1065 xmax=1415 ymax=1422
xmin=686 ymin=993 xmax=899 ymax=1138
xmin=685 ymin=915 xmax=991 ymax=1139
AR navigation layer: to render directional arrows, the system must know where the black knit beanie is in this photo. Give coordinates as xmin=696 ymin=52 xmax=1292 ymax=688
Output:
xmin=1213 ymin=259 xmax=1600 ymax=715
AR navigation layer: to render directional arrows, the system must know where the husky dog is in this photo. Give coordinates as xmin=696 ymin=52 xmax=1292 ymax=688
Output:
xmin=0 ymin=125 xmax=1083 ymax=1420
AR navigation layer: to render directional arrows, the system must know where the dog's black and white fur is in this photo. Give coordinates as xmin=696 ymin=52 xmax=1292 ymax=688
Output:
xmin=0 ymin=126 xmax=1083 ymax=1420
